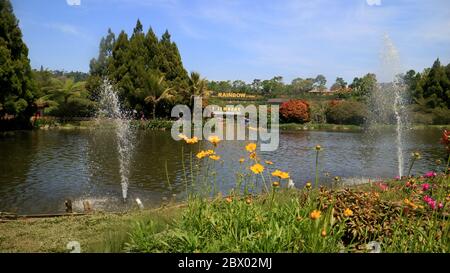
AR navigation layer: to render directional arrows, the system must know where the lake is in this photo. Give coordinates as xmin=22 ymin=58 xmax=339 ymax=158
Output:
xmin=0 ymin=127 xmax=446 ymax=214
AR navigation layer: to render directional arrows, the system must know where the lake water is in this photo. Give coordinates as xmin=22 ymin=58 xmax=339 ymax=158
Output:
xmin=0 ymin=128 xmax=446 ymax=214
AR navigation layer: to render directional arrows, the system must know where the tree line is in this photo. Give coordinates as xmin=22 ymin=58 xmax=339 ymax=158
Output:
xmin=0 ymin=0 xmax=448 ymax=130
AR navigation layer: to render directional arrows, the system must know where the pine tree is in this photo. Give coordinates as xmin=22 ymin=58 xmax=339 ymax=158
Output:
xmin=423 ymin=58 xmax=448 ymax=108
xmin=158 ymin=30 xmax=188 ymax=83
xmin=0 ymin=0 xmax=36 ymax=128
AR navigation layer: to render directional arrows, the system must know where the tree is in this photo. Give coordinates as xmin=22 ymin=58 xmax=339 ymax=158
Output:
xmin=186 ymin=71 xmax=209 ymax=108
xmin=279 ymin=99 xmax=310 ymax=123
xmin=0 ymin=0 xmax=36 ymax=128
xmin=314 ymin=74 xmax=327 ymax=90
xmin=38 ymin=78 xmax=93 ymax=117
xmin=349 ymin=73 xmax=377 ymax=101
xmin=157 ymin=30 xmax=188 ymax=84
xmin=330 ymin=77 xmax=347 ymax=91
xmin=143 ymin=74 xmax=175 ymax=119
xmin=291 ymin=77 xmax=314 ymax=93
xmin=422 ymin=58 xmax=449 ymax=108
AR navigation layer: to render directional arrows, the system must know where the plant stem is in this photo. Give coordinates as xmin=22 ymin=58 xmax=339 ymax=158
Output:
xmin=164 ymin=160 xmax=172 ymax=191
xmin=315 ymin=150 xmax=320 ymax=188
xmin=407 ymin=158 xmax=416 ymax=178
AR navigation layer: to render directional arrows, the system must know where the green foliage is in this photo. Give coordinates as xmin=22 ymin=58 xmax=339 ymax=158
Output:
xmin=38 ymin=78 xmax=95 ymax=117
xmin=0 ymin=0 xmax=36 ymax=127
xmin=86 ymin=20 xmax=190 ymax=118
xmin=326 ymin=100 xmax=367 ymax=125
xmin=349 ymin=73 xmax=377 ymax=101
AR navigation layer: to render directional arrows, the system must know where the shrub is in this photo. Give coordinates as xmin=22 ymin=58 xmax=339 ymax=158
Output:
xmin=431 ymin=107 xmax=450 ymax=125
xmin=280 ymin=99 xmax=310 ymax=123
xmin=326 ymin=100 xmax=367 ymax=125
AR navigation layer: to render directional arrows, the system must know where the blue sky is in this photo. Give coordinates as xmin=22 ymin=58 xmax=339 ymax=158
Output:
xmin=11 ymin=0 xmax=450 ymax=85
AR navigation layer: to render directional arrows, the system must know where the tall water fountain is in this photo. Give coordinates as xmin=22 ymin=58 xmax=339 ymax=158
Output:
xmin=370 ymin=34 xmax=408 ymax=177
xmin=97 ymin=80 xmax=136 ymax=201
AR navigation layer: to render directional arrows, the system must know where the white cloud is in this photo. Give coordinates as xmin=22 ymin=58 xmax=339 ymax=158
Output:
xmin=66 ymin=0 xmax=81 ymax=6
xmin=366 ymin=0 xmax=381 ymax=6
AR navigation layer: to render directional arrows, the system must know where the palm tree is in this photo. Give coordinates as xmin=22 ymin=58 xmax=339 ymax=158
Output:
xmin=186 ymin=71 xmax=210 ymax=108
xmin=143 ymin=74 xmax=175 ymax=119
xmin=38 ymin=78 xmax=90 ymax=117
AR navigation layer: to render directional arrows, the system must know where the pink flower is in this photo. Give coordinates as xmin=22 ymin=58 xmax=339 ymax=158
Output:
xmin=438 ymin=202 xmax=444 ymax=209
xmin=423 ymin=195 xmax=432 ymax=203
xmin=395 ymin=176 xmax=400 ymax=180
xmin=428 ymin=200 xmax=436 ymax=210
xmin=424 ymin=171 xmax=436 ymax=178
xmin=422 ymin=183 xmax=430 ymax=191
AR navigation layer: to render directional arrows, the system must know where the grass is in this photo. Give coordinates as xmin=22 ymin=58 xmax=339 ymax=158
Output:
xmin=0 ymin=209 xmax=180 ymax=253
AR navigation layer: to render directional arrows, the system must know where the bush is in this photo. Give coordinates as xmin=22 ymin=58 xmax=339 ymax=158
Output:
xmin=280 ymin=99 xmax=310 ymax=123
xmin=431 ymin=107 xmax=450 ymax=125
xmin=326 ymin=100 xmax=367 ymax=125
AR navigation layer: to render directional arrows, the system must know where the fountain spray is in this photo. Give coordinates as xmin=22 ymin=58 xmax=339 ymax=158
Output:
xmin=380 ymin=34 xmax=407 ymax=177
xmin=97 ymin=80 xmax=136 ymax=201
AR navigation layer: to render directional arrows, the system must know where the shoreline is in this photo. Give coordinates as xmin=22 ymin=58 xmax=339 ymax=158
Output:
xmin=25 ymin=118 xmax=450 ymax=133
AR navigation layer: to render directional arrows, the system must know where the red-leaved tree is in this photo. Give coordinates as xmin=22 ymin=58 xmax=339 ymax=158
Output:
xmin=280 ymin=99 xmax=310 ymax=123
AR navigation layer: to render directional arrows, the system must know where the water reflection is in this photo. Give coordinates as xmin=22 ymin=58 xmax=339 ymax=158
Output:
xmin=0 ymin=128 xmax=445 ymax=214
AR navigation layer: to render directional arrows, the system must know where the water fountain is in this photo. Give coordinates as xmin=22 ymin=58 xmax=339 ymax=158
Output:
xmin=97 ymin=80 xmax=136 ymax=201
xmin=370 ymin=34 xmax=408 ymax=177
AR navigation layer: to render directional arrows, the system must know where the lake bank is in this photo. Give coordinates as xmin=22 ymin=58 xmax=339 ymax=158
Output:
xmin=28 ymin=118 xmax=449 ymax=132
xmin=1 ymin=174 xmax=448 ymax=253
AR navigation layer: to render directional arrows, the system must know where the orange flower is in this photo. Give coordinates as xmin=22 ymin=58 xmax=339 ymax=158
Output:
xmin=250 ymin=163 xmax=264 ymax=174
xmin=245 ymin=143 xmax=257 ymax=153
xmin=249 ymin=152 xmax=257 ymax=159
xmin=265 ymin=160 xmax=273 ymax=165
xmin=208 ymin=135 xmax=221 ymax=146
xmin=225 ymin=196 xmax=232 ymax=203
xmin=321 ymin=229 xmax=327 ymax=237
xmin=310 ymin=210 xmax=321 ymax=220
xmin=343 ymin=208 xmax=353 ymax=217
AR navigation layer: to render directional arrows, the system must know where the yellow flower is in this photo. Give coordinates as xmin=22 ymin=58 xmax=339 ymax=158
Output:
xmin=271 ymin=170 xmax=289 ymax=179
xmin=412 ymin=152 xmax=421 ymax=159
xmin=279 ymin=172 xmax=290 ymax=179
xmin=239 ymin=158 xmax=245 ymax=163
xmin=245 ymin=143 xmax=257 ymax=153
xmin=196 ymin=150 xmax=215 ymax=159
xmin=334 ymin=176 xmax=340 ymax=182
xmin=265 ymin=160 xmax=273 ymax=165
xmin=178 ymin=133 xmax=188 ymax=140
xmin=185 ymin=136 xmax=198 ymax=144
xmin=245 ymin=198 xmax=252 ymax=205
xmin=208 ymin=135 xmax=221 ymax=146
xmin=321 ymin=229 xmax=327 ymax=237
xmin=249 ymin=152 xmax=257 ymax=159
xmin=209 ymin=155 xmax=220 ymax=161
xmin=250 ymin=163 xmax=264 ymax=174
xmin=343 ymin=208 xmax=353 ymax=217
xmin=310 ymin=210 xmax=321 ymax=220
xmin=272 ymin=181 xmax=280 ymax=187
xmin=315 ymin=145 xmax=322 ymax=151
xmin=305 ymin=182 xmax=312 ymax=189
xmin=196 ymin=151 xmax=207 ymax=159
